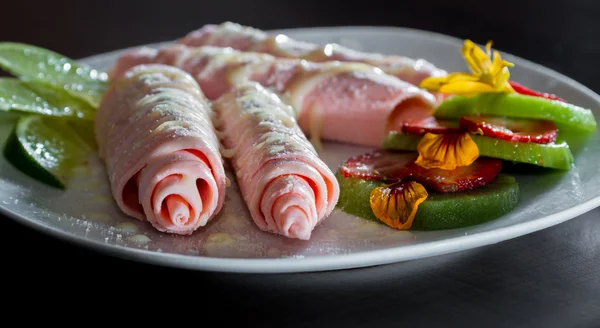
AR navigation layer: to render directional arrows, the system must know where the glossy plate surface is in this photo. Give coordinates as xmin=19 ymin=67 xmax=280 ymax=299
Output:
xmin=1 ymin=26 xmax=599 ymax=273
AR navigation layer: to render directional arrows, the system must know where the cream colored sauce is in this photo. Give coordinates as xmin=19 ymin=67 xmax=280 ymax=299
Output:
xmin=213 ymin=129 xmax=226 ymax=140
xmin=283 ymin=61 xmax=374 ymax=111
xmin=205 ymin=232 xmax=234 ymax=245
xmin=308 ymin=103 xmax=325 ymax=152
xmin=227 ymin=60 xmax=272 ymax=86
xmin=219 ymin=145 xmax=237 ymax=159
xmin=115 ymin=221 xmax=138 ymax=233
xmin=128 ymin=234 xmax=151 ymax=243
xmin=196 ymin=51 xmax=240 ymax=80
xmin=207 ymin=21 xmax=267 ymax=45
xmin=253 ymin=30 xmax=430 ymax=78
xmin=220 ymin=214 xmax=249 ymax=229
xmin=358 ymin=221 xmax=384 ymax=232
xmin=216 ymin=83 xmax=304 ymax=159
xmin=151 ymin=120 xmax=184 ymax=136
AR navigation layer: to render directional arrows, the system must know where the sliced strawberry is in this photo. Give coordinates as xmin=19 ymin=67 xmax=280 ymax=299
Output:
xmin=509 ymin=81 xmax=565 ymax=102
xmin=400 ymin=116 xmax=463 ymax=136
xmin=460 ymin=115 xmax=558 ymax=144
xmin=404 ymin=159 xmax=503 ymax=193
xmin=340 ymin=150 xmax=416 ymax=181
xmin=340 ymin=150 xmax=503 ymax=193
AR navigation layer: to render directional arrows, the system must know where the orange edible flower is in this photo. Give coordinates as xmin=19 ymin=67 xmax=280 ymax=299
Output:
xmin=370 ymin=180 xmax=428 ymax=230
xmin=415 ymin=132 xmax=479 ymax=170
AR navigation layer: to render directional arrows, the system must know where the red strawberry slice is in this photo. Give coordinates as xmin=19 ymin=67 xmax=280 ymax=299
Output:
xmin=340 ymin=150 xmax=503 ymax=193
xmin=400 ymin=116 xmax=463 ymax=136
xmin=509 ymin=81 xmax=565 ymax=102
xmin=340 ymin=150 xmax=417 ymax=181
xmin=460 ymin=115 xmax=558 ymax=144
xmin=404 ymin=159 xmax=503 ymax=193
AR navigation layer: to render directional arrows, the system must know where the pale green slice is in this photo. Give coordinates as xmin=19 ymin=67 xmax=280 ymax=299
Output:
xmin=434 ymin=93 xmax=597 ymax=133
xmin=3 ymin=115 xmax=93 ymax=189
xmin=67 ymin=119 xmax=98 ymax=150
xmin=0 ymin=78 xmax=95 ymax=120
xmin=0 ymin=42 xmax=108 ymax=107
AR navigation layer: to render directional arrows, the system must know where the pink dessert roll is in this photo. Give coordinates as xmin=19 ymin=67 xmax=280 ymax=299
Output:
xmin=95 ymin=64 xmax=227 ymax=235
xmin=177 ymin=21 xmax=447 ymax=86
xmin=109 ymin=44 xmax=438 ymax=148
xmin=212 ymin=81 xmax=339 ymax=240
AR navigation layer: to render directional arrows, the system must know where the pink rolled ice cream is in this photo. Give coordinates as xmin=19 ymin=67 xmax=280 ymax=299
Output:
xmin=95 ymin=64 xmax=227 ymax=235
xmin=212 ymin=82 xmax=339 ymax=240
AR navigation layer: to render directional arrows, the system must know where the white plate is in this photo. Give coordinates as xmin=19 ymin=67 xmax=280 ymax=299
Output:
xmin=1 ymin=26 xmax=599 ymax=273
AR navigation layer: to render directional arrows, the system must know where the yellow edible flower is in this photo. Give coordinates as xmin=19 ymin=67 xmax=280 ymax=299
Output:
xmin=370 ymin=180 xmax=428 ymax=230
xmin=415 ymin=132 xmax=479 ymax=170
xmin=420 ymin=40 xmax=515 ymax=96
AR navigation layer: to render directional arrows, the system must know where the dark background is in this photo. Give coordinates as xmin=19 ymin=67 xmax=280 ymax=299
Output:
xmin=1 ymin=0 xmax=600 ymax=326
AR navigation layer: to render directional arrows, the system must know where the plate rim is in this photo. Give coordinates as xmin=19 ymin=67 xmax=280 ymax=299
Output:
xmin=2 ymin=25 xmax=600 ymax=274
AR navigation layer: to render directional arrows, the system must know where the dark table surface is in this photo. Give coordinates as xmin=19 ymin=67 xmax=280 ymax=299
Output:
xmin=2 ymin=0 xmax=600 ymax=326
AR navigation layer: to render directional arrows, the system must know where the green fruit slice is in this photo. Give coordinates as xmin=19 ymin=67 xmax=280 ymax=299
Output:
xmin=434 ymin=93 xmax=597 ymax=133
xmin=0 ymin=42 xmax=108 ymax=107
xmin=336 ymin=172 xmax=520 ymax=231
xmin=3 ymin=115 xmax=92 ymax=189
xmin=67 ymin=119 xmax=98 ymax=150
xmin=383 ymin=132 xmax=574 ymax=170
xmin=0 ymin=78 xmax=95 ymax=120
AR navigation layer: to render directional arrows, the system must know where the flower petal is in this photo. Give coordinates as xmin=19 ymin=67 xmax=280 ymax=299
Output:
xmin=370 ymin=180 xmax=428 ymax=230
xmin=462 ymin=40 xmax=492 ymax=75
xmin=419 ymin=76 xmax=450 ymax=90
xmin=415 ymin=132 xmax=480 ymax=170
xmin=419 ymin=73 xmax=479 ymax=92
xmin=444 ymin=72 xmax=480 ymax=83
xmin=492 ymin=53 xmax=514 ymax=72
xmin=485 ymin=41 xmax=493 ymax=57
xmin=438 ymin=81 xmax=495 ymax=95
xmin=461 ymin=41 xmax=482 ymax=75
xmin=489 ymin=65 xmax=512 ymax=92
